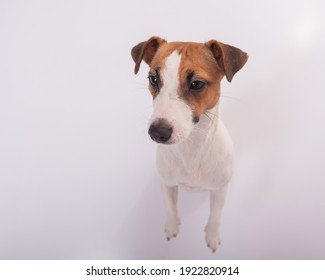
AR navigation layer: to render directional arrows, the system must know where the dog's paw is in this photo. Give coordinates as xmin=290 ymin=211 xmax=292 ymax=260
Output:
xmin=205 ymin=224 xmax=221 ymax=253
xmin=165 ymin=217 xmax=181 ymax=240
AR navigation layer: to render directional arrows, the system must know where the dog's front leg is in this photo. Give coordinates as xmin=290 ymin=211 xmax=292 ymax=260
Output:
xmin=205 ymin=186 xmax=228 ymax=252
xmin=161 ymin=183 xmax=181 ymax=240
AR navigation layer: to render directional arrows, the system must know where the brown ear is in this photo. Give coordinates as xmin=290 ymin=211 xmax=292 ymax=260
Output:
xmin=205 ymin=40 xmax=248 ymax=82
xmin=131 ymin=36 xmax=166 ymax=74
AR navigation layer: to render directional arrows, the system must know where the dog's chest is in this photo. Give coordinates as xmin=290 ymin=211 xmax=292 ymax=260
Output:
xmin=156 ymin=120 xmax=234 ymax=191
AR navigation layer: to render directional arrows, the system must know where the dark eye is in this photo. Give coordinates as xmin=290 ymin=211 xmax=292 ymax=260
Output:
xmin=190 ymin=80 xmax=205 ymax=91
xmin=148 ymin=75 xmax=159 ymax=87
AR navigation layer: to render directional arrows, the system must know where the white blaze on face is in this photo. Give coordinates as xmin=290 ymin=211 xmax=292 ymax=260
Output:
xmin=149 ymin=51 xmax=194 ymax=144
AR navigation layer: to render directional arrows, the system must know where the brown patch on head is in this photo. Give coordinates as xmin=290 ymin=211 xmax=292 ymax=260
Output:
xmin=177 ymin=43 xmax=225 ymax=119
xmin=205 ymin=40 xmax=248 ymax=82
xmin=131 ymin=36 xmax=166 ymax=74
xmin=131 ymin=37 xmax=248 ymax=118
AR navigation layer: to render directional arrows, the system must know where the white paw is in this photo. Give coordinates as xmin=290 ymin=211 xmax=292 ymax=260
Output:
xmin=205 ymin=224 xmax=221 ymax=253
xmin=165 ymin=217 xmax=181 ymax=240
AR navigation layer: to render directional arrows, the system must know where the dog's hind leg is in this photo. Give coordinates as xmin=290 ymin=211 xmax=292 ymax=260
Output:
xmin=161 ymin=183 xmax=181 ymax=240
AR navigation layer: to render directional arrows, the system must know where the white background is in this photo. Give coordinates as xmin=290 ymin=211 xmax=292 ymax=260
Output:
xmin=0 ymin=0 xmax=325 ymax=259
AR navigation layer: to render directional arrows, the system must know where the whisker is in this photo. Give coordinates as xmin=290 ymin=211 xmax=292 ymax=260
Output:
xmin=205 ymin=110 xmax=217 ymax=117
xmin=204 ymin=112 xmax=213 ymax=122
xmin=220 ymin=95 xmax=241 ymax=101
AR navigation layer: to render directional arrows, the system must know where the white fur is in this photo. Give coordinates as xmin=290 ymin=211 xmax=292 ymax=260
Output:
xmin=149 ymin=51 xmax=193 ymax=144
xmin=149 ymin=51 xmax=235 ymax=252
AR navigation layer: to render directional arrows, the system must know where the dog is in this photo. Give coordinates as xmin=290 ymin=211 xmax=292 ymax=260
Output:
xmin=131 ymin=36 xmax=248 ymax=252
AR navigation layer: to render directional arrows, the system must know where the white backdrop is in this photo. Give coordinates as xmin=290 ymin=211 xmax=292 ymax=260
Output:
xmin=1 ymin=0 xmax=325 ymax=259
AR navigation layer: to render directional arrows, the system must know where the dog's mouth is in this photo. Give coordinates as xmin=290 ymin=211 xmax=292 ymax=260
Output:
xmin=148 ymin=117 xmax=198 ymax=145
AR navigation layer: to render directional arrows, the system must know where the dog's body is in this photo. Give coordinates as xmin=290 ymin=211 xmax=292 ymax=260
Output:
xmin=131 ymin=37 xmax=248 ymax=252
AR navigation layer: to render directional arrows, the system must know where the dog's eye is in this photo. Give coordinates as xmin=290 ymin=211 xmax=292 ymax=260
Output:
xmin=190 ymin=80 xmax=205 ymax=91
xmin=148 ymin=75 xmax=159 ymax=87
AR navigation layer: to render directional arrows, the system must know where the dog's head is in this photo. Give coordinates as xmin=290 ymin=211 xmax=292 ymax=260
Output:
xmin=131 ymin=36 xmax=248 ymax=145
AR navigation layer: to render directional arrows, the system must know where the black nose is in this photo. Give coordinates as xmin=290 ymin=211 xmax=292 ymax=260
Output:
xmin=148 ymin=122 xmax=173 ymax=144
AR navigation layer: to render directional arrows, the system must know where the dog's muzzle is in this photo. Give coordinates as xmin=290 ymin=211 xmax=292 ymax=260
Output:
xmin=148 ymin=120 xmax=173 ymax=144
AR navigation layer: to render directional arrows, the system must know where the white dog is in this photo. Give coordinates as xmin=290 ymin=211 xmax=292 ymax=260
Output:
xmin=131 ymin=37 xmax=248 ymax=252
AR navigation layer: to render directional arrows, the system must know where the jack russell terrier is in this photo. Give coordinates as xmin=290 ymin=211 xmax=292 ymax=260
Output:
xmin=131 ymin=36 xmax=248 ymax=252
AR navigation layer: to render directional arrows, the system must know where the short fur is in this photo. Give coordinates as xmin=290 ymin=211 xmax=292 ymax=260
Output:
xmin=131 ymin=36 xmax=248 ymax=252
